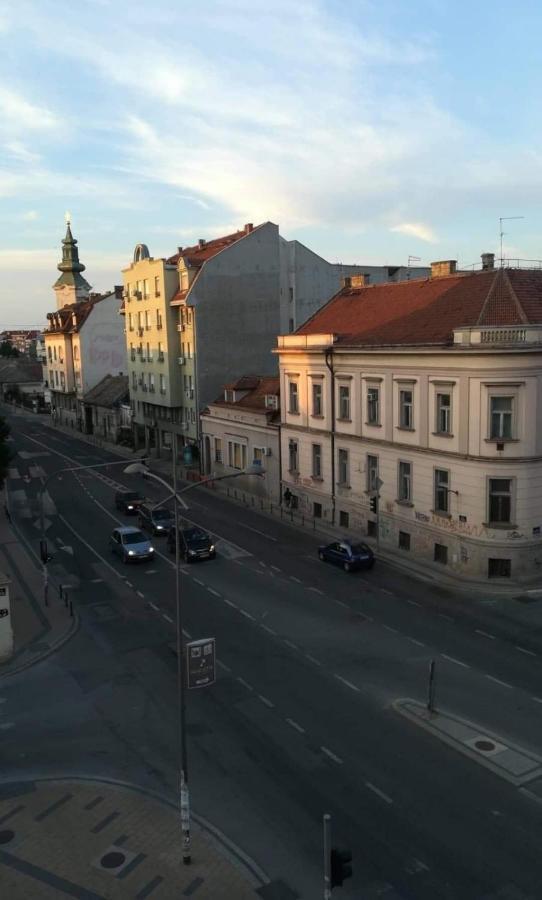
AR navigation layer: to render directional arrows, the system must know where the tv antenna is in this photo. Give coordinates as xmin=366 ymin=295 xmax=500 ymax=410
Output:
xmin=499 ymin=216 xmax=524 ymax=266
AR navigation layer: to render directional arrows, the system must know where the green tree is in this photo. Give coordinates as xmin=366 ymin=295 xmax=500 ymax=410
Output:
xmin=0 ymin=341 xmax=20 ymax=358
xmin=0 ymin=415 xmax=10 ymax=488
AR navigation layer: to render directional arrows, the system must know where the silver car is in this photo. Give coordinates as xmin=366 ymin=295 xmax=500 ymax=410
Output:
xmin=110 ymin=526 xmax=155 ymax=564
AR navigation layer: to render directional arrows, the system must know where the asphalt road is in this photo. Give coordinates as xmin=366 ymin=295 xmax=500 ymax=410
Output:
xmin=4 ymin=410 xmax=542 ymax=899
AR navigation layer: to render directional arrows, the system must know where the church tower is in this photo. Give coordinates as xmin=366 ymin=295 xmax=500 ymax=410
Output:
xmin=53 ymin=218 xmax=91 ymax=309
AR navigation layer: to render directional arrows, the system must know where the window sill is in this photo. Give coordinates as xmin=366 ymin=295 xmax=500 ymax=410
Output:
xmin=311 ymin=475 xmax=323 ymax=482
xmin=311 ymin=414 xmax=325 ymax=420
xmin=396 ymin=499 xmax=414 ymax=507
xmin=337 ymin=483 xmax=351 ymax=490
xmin=431 ymin=432 xmax=454 ymax=438
xmin=396 ymin=426 xmax=415 ymax=432
xmin=483 ymin=522 xmax=517 ymax=530
xmin=365 ymin=421 xmax=382 ymax=428
xmin=484 ymin=438 xmax=519 ymax=444
xmin=288 ymin=411 xmax=300 ymax=416
xmin=288 ymin=469 xmax=299 ymax=476
xmin=337 ymin=418 xmax=352 ymax=423
xmin=431 ymin=510 xmax=451 ymax=519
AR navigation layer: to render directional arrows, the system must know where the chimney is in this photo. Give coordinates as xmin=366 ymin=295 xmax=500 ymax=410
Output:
xmin=177 ymin=246 xmax=183 ymax=254
xmin=350 ymin=274 xmax=369 ymax=288
xmin=198 ymin=239 xmax=206 ymax=249
xmin=430 ymin=259 xmax=457 ymax=278
xmin=245 ymin=223 xmax=254 ymax=234
xmin=481 ymin=252 xmax=495 ymax=271
xmin=343 ymin=276 xmax=352 ymax=289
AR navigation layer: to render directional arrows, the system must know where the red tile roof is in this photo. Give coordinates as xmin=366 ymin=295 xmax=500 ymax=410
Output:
xmin=297 ymin=268 xmax=542 ymax=346
xmin=46 ymin=290 xmax=118 ymax=334
xmin=166 ymin=225 xmax=260 ymax=267
xmin=211 ymin=374 xmax=280 ymax=415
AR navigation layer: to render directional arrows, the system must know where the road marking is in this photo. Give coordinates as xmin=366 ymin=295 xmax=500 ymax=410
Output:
xmin=475 ymin=629 xmax=496 ymax=640
xmin=261 ymin=624 xmax=277 ymax=635
xmin=238 ymin=522 xmax=278 ymax=541
xmin=136 ymin=591 xmax=145 ymax=599
xmin=383 ymin=624 xmax=398 ymax=633
xmin=486 ymin=674 xmax=513 ymax=689
xmin=193 ymin=578 xmax=205 ymax=586
xmin=441 ymin=654 xmax=469 ymax=668
xmin=223 ymin=598 xmax=238 ymax=609
xmin=516 ymin=646 xmax=537 ymax=657
xmin=321 ymin=746 xmax=343 ymax=764
xmin=365 ymin=781 xmax=393 ymax=804
xmin=258 ymin=694 xmax=274 ymax=708
xmin=162 ymin=613 xmax=173 ymax=623
xmin=216 ymin=660 xmax=231 ymax=673
xmin=207 ymin=587 xmax=221 ymax=597
xmin=380 ymin=588 xmax=393 ymax=596
xmin=308 ymin=586 xmax=324 ymax=595
xmin=332 ymin=598 xmax=348 ymax=608
xmin=407 ymin=600 xmax=421 ymax=607
xmin=240 ymin=609 xmax=255 ymax=621
xmin=91 ymin=578 xmax=104 ymax=584
xmin=145 ymin=569 xmax=157 ymax=575
xmin=148 ymin=601 xmax=159 ymax=611
xmin=0 ymin=722 xmax=15 ymax=730
xmin=286 ymin=718 xmax=305 ymax=734
xmin=305 ymin=654 xmax=322 ymax=666
xmin=407 ymin=637 xmax=426 ymax=647
xmin=182 ymin=629 xmax=192 ymax=639
xmin=259 ymin=561 xmax=267 ymax=567
xmin=270 ymin=565 xmax=281 ymax=572
xmin=283 ymin=639 xmax=299 ymax=650
xmin=290 ymin=576 xmax=302 ymax=584
xmin=532 ymin=696 xmax=542 ymax=704
xmin=334 ymin=674 xmax=360 ymax=693
xmin=58 ymin=514 xmax=123 ymax=579
xmin=519 ymin=787 xmax=542 ymax=807
xmin=439 ymin=614 xmax=454 ymax=622
xmin=237 ymin=677 xmax=254 ymax=692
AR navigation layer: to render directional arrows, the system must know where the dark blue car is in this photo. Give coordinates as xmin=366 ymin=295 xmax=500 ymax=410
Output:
xmin=318 ymin=540 xmax=375 ymax=573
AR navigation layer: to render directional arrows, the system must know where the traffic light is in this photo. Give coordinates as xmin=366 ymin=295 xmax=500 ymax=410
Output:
xmin=369 ymin=496 xmax=377 ymax=513
xmin=330 ymin=846 xmax=352 ymax=888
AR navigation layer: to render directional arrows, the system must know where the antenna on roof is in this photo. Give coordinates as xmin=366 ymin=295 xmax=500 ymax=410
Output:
xmin=499 ymin=216 xmax=524 ymax=267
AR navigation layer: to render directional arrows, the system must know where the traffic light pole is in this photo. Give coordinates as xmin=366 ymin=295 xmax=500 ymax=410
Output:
xmin=323 ymin=813 xmax=332 ymax=899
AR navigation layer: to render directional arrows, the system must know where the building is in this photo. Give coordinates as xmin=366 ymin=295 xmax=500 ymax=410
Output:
xmin=0 ymin=330 xmax=40 ymax=356
xmin=44 ymin=224 xmax=126 ymax=431
xmin=0 ymin=359 xmax=45 ymax=408
xmin=277 ymin=256 xmax=542 ymax=582
xmin=122 ymin=222 xmax=428 ymax=459
xmin=82 ymin=374 xmax=131 ymax=444
xmin=200 ymin=375 xmax=280 ymax=503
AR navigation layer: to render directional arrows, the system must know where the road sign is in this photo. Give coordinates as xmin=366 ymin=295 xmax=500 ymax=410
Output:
xmin=187 ymin=638 xmax=216 ymax=689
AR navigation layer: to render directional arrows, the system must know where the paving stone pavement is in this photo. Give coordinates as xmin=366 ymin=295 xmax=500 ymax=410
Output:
xmin=0 ymin=778 xmax=266 ymax=899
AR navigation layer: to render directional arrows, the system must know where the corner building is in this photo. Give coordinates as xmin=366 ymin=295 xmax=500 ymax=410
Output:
xmin=277 ymin=257 xmax=542 ymax=582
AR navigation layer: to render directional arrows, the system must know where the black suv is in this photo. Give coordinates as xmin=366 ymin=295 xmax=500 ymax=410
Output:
xmin=115 ymin=490 xmax=144 ymax=515
xmin=167 ymin=526 xmax=216 ymax=562
xmin=138 ymin=503 xmax=175 ymax=535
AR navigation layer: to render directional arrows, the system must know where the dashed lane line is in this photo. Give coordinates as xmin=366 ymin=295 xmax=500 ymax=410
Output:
xmin=332 ymin=599 xmax=348 ymax=608
xmin=258 ymin=695 xmax=275 ymax=708
xmin=334 ymin=674 xmax=360 ymax=693
xmin=439 ymin=614 xmax=454 ymax=623
xmin=516 ymin=646 xmax=537 ymax=657
xmin=441 ymin=654 xmax=469 ymax=668
xmin=308 ymin=587 xmax=324 ymax=595
xmin=148 ymin=601 xmax=159 ymax=611
xmin=162 ymin=613 xmax=173 ymax=624
xmin=532 ymin=696 xmax=542 ymax=704
xmin=380 ymin=589 xmax=394 ymax=596
xmin=58 ymin=514 xmax=123 ymax=579
xmin=305 ymin=654 xmax=322 ymax=667
xmin=383 ymin=624 xmax=398 ymax=633
xmin=475 ymin=629 xmax=496 ymax=640
xmin=321 ymin=746 xmax=343 ymax=765
xmin=365 ymin=782 xmax=393 ymax=805
xmin=237 ymin=522 xmax=278 ymax=542
xmin=237 ymin=677 xmax=254 ymax=692
xmin=136 ymin=590 xmax=145 ymax=599
xmin=486 ymin=674 xmax=513 ymax=689
xmin=193 ymin=578 xmax=205 ymax=587
xmin=283 ymin=639 xmax=299 ymax=650
xmin=216 ymin=660 xmax=231 ymax=673
xmin=261 ymin=624 xmax=277 ymax=635
xmin=407 ymin=600 xmax=421 ymax=607
xmin=182 ymin=629 xmax=192 ymax=639
xmin=286 ymin=718 xmax=305 ymax=734
xmin=290 ymin=576 xmax=302 ymax=584
xmin=270 ymin=565 xmax=281 ymax=573
xmin=240 ymin=609 xmax=255 ymax=621
xmin=407 ymin=637 xmax=426 ymax=647
xmin=207 ymin=587 xmax=221 ymax=597
xmin=223 ymin=598 xmax=238 ymax=609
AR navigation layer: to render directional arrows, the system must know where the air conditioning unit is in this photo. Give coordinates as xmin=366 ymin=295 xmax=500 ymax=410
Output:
xmin=176 ymin=324 xmax=186 ymax=332
xmin=265 ymin=447 xmax=273 ymax=457
xmin=178 ymin=356 xmax=185 ymax=365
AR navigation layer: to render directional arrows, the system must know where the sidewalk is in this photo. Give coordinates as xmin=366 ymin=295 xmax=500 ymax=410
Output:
xmin=0 ymin=776 xmax=267 ymax=899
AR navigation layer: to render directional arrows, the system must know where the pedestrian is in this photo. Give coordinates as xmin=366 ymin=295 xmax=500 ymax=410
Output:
xmin=283 ymin=488 xmax=292 ymax=508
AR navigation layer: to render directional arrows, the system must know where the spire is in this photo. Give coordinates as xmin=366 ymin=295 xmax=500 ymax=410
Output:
xmin=53 ymin=220 xmax=91 ymax=293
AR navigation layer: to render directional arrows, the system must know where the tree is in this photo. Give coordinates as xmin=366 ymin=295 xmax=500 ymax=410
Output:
xmin=0 ymin=414 xmax=10 ymax=488
xmin=0 ymin=341 xmax=20 ymax=358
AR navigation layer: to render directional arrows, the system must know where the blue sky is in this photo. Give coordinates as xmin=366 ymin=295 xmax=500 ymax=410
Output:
xmin=1 ymin=0 xmax=541 ymax=325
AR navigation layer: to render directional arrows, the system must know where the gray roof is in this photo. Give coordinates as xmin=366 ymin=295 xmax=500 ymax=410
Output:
xmin=84 ymin=374 xmax=129 ymax=408
xmin=0 ymin=359 xmax=43 ymax=384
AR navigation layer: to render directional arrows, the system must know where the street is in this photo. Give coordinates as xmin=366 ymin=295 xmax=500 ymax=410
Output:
xmin=3 ymin=409 xmax=542 ymax=899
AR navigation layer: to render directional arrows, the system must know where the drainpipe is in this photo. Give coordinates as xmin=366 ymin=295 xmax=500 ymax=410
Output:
xmin=324 ymin=346 xmax=336 ymax=526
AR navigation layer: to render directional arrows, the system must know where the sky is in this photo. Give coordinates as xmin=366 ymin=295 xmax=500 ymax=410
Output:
xmin=1 ymin=0 xmax=542 ymax=325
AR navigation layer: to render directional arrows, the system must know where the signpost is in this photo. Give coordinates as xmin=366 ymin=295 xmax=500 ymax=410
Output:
xmin=186 ymin=638 xmax=216 ymax=689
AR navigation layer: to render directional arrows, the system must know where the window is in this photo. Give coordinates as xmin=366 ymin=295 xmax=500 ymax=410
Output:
xmin=367 ymin=386 xmax=380 ymax=425
xmin=434 ymin=543 xmax=448 ymax=565
xmin=338 ymin=385 xmax=350 ymax=420
xmin=312 ymin=382 xmax=323 ymax=416
xmin=490 ymin=396 xmax=513 ymax=439
xmin=367 ymin=520 xmax=377 ymax=538
xmin=312 ymin=443 xmax=322 ymax=478
xmin=73 ymin=345 xmax=79 ymax=361
xmin=488 ymin=558 xmax=511 ymax=578
xmin=338 ymin=449 xmax=349 ymax=486
xmin=156 ymin=309 xmax=162 ymax=329
xmin=288 ymin=439 xmax=298 ymax=472
xmin=159 ymin=374 xmax=166 ymax=394
xmin=143 ymin=279 xmax=149 ymax=298
xmin=145 ymin=310 xmax=151 ymax=329
xmin=288 ymin=318 xmax=294 ymax=333
xmin=154 ymin=276 xmax=160 ymax=296
xmin=128 ymin=313 xmax=133 ymax=331
xmin=434 ymin=469 xmax=450 ymax=514
xmin=146 ymin=342 xmax=151 ymax=362
xmin=228 ymin=441 xmax=247 ymax=470
xmin=132 ymin=372 xmax=137 ymax=389
xmin=158 ymin=342 xmax=163 ymax=361
xmin=436 ymin=393 xmax=451 ymax=434
xmin=55 ymin=371 xmax=59 ymax=386
xmin=137 ymin=311 xmax=142 ymax=329
xmin=60 ymin=372 xmax=65 ymax=389
xmin=289 ymin=287 xmax=294 ymax=301
xmin=339 ymin=510 xmax=349 ymax=528
xmin=399 ymin=531 xmax=411 ymax=551
xmin=253 ymin=447 xmax=265 ymax=465
xmin=47 ymin=346 xmax=52 ymax=362
xmin=399 ymin=389 xmax=413 ymax=429
xmin=53 ymin=346 xmax=57 ymax=361
xmin=367 ymin=455 xmax=379 ymax=492
xmin=149 ymin=373 xmax=155 ymax=392
xmin=488 ymin=478 xmax=512 ymax=524
xmin=225 ymin=389 xmax=234 ymax=403
xmin=214 ymin=438 xmax=222 ymax=463
xmin=313 ymin=502 xmax=322 ymax=519
xmin=289 ymin=381 xmax=299 ymax=414
xmin=49 ymin=369 xmax=53 ymax=385
xmin=265 ymin=394 xmax=278 ymax=410
xmin=398 ymin=461 xmax=411 ymax=502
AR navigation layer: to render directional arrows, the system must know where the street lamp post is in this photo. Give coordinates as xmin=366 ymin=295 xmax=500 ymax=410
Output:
xmin=124 ymin=459 xmax=264 ymax=866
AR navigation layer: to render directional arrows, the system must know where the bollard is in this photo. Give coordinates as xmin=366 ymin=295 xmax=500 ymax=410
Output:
xmin=427 ymin=659 xmax=436 ymax=713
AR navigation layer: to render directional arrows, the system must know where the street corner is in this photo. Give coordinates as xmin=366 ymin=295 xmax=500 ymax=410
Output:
xmin=0 ymin=777 xmax=266 ymax=899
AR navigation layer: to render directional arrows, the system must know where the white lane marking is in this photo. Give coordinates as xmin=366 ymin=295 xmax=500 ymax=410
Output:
xmin=486 ymin=674 xmax=513 ymax=689
xmin=91 ymin=578 xmax=104 ymax=584
xmin=516 ymin=646 xmax=537 ymax=657
xmin=283 ymin=639 xmax=299 ymax=650
xmin=148 ymin=601 xmax=159 ymax=611
xmin=261 ymin=624 xmax=277 ymax=635
xmin=380 ymin=588 xmax=393 ymax=596
xmin=0 ymin=722 xmax=15 ymax=731
xmin=441 ymin=654 xmax=469 ymax=668
xmin=475 ymin=629 xmax=496 ymax=640
xmin=270 ymin=565 xmax=281 ymax=572
xmin=308 ymin=586 xmax=324 ymax=595
xmin=439 ymin=614 xmax=454 ymax=622
xmin=519 ymin=787 xmax=542 ymax=807
xmin=237 ymin=522 xmax=278 ymax=541
xmin=207 ymin=587 xmax=221 ymax=597
xmin=136 ymin=590 xmax=145 ymax=599
xmin=58 ymin=514 xmax=123 ymax=579
xmin=532 ymin=696 xmax=542 ymax=704
xmin=182 ymin=629 xmax=192 ymax=639
xmin=290 ymin=576 xmax=302 ymax=584
xmin=305 ymin=654 xmax=322 ymax=666
xmin=286 ymin=718 xmax=305 ymax=734
xmin=407 ymin=637 xmax=426 ymax=647
xmin=258 ymin=694 xmax=275 ymax=708
xmin=193 ymin=578 xmax=205 ymax=586
xmin=332 ymin=598 xmax=348 ymax=608
xmin=145 ymin=569 xmax=157 ymax=575
xmin=407 ymin=599 xmax=421 ymax=607
xmin=365 ymin=781 xmax=393 ymax=804
xmin=223 ymin=598 xmax=238 ymax=609
xmin=216 ymin=659 xmax=231 ymax=673
xmin=240 ymin=609 xmax=255 ymax=621
xmin=334 ymin=674 xmax=360 ymax=693
xmin=162 ymin=613 xmax=173 ymax=623
xmin=237 ymin=677 xmax=254 ymax=691
xmin=383 ymin=624 xmax=398 ymax=633
xmin=259 ymin=561 xmax=267 ymax=567
xmin=321 ymin=746 xmax=343 ymax=765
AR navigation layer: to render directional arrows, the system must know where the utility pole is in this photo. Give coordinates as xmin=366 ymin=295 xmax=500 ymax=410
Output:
xmin=323 ymin=814 xmax=332 ymax=900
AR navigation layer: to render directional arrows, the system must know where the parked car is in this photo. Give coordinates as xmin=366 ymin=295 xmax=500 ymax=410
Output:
xmin=318 ymin=540 xmax=375 ymax=572
xmin=115 ymin=490 xmax=144 ymax=515
xmin=138 ymin=503 xmax=175 ymax=535
xmin=167 ymin=526 xmax=216 ymax=562
xmin=110 ymin=526 xmax=155 ymax=564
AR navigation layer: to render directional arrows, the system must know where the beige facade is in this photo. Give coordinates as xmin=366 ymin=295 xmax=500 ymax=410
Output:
xmin=277 ymin=326 xmax=542 ymax=582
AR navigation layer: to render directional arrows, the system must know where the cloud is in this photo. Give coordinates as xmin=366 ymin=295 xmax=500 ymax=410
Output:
xmin=20 ymin=210 xmax=39 ymax=221
xmin=4 ymin=141 xmax=41 ymax=163
xmin=0 ymin=86 xmax=59 ymax=131
xmin=390 ymin=222 xmax=438 ymax=243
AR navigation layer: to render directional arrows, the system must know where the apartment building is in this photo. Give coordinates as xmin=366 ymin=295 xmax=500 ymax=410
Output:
xmin=123 ymin=222 xmax=427 ymax=458
xmin=277 ymin=256 xmax=542 ymax=581
xmin=45 ymin=224 xmax=125 ymax=430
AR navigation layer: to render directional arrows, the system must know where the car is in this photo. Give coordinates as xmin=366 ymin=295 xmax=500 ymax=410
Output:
xmin=167 ymin=526 xmax=216 ymax=562
xmin=110 ymin=526 xmax=155 ymax=564
xmin=138 ymin=503 xmax=175 ymax=535
xmin=115 ymin=490 xmax=144 ymax=515
xmin=318 ymin=540 xmax=375 ymax=572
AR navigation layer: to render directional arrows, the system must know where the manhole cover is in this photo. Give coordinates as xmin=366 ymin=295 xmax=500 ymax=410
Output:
xmin=474 ymin=739 xmax=496 ymax=752
xmin=0 ymin=830 xmax=15 ymax=845
xmin=100 ymin=851 xmax=126 ymax=869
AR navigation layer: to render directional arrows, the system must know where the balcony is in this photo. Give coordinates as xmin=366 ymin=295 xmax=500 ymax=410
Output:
xmin=454 ymin=324 xmax=542 ymax=346
xmin=137 ymin=327 xmax=144 ymax=337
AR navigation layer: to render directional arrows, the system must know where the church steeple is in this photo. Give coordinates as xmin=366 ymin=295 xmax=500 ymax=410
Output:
xmin=53 ymin=217 xmax=91 ymax=308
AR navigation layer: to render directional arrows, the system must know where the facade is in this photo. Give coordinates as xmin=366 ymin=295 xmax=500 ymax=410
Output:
xmin=277 ymin=256 xmax=542 ymax=582
xmin=0 ymin=330 xmax=39 ymax=356
xmin=200 ymin=375 xmax=280 ymax=503
xmin=82 ymin=374 xmax=131 ymax=444
xmin=0 ymin=359 xmax=45 ymax=408
xmin=45 ymin=225 xmax=126 ymax=430
xmin=123 ymin=223 xmax=427 ymax=458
